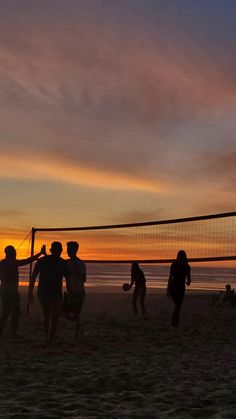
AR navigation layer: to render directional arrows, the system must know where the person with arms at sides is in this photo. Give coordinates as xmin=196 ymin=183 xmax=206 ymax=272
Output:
xmin=66 ymin=241 xmax=86 ymax=340
xmin=129 ymin=262 xmax=147 ymax=318
xmin=167 ymin=250 xmax=191 ymax=327
xmin=29 ymin=241 xmax=69 ymax=346
xmin=0 ymin=244 xmax=46 ymax=338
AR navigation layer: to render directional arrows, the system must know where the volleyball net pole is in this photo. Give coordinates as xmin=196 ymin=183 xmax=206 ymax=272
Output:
xmin=26 ymin=227 xmax=36 ymax=316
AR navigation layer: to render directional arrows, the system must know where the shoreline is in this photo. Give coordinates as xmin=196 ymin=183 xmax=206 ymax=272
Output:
xmin=19 ymin=283 xmax=224 ymax=294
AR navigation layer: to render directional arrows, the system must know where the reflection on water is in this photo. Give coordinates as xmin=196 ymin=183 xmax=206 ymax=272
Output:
xmin=19 ymin=264 xmax=236 ymax=291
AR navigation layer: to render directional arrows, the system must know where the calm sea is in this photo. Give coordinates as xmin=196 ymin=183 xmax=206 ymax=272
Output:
xmin=19 ymin=264 xmax=236 ymax=291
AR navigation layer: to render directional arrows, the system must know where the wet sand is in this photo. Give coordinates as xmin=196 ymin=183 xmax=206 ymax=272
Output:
xmin=0 ymin=288 xmax=236 ymax=418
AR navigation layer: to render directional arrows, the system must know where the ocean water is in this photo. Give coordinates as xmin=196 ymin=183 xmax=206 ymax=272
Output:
xmin=19 ymin=263 xmax=236 ymax=291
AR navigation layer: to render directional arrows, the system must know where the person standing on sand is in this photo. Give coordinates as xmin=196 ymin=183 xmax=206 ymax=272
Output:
xmin=167 ymin=250 xmax=191 ymax=327
xmin=66 ymin=241 xmax=86 ymax=340
xmin=129 ymin=262 xmax=147 ymax=318
xmin=29 ymin=241 xmax=69 ymax=346
xmin=0 ymin=245 xmax=45 ymax=338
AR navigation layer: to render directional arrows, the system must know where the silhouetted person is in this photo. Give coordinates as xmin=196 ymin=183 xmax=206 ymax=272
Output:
xmin=225 ymin=284 xmax=233 ymax=301
xmin=0 ymin=245 xmax=45 ymax=337
xmin=29 ymin=242 xmax=69 ymax=346
xmin=129 ymin=262 xmax=146 ymax=318
xmin=167 ymin=250 xmax=191 ymax=327
xmin=223 ymin=284 xmax=235 ymax=306
xmin=66 ymin=241 xmax=86 ymax=340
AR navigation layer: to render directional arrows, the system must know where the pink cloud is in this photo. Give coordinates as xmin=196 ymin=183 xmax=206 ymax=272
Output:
xmin=0 ymin=21 xmax=235 ymax=121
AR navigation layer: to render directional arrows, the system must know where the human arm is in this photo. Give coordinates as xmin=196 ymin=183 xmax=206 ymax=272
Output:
xmin=186 ymin=265 xmax=191 ymax=286
xmin=167 ymin=277 xmax=171 ymax=297
xmin=64 ymin=262 xmax=72 ymax=293
xmin=65 ymin=275 xmax=72 ymax=293
xmin=129 ymin=270 xmax=135 ymax=290
xmin=167 ymin=264 xmax=173 ymax=296
xmin=82 ymin=262 xmax=86 ymax=283
xmin=0 ymin=262 xmax=3 ymax=294
xmin=17 ymin=245 xmax=46 ymax=267
xmin=28 ymin=260 xmax=41 ymax=302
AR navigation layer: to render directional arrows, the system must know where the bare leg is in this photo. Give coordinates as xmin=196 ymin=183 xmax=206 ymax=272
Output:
xmin=172 ymin=294 xmax=184 ymax=327
xmin=0 ymin=297 xmax=11 ymax=336
xmin=48 ymin=316 xmax=59 ymax=345
xmin=10 ymin=315 xmax=19 ymax=337
xmin=42 ymin=310 xmax=50 ymax=343
xmin=132 ymin=289 xmax=139 ymax=316
xmin=39 ymin=296 xmax=50 ymax=344
xmin=72 ymin=292 xmax=85 ymax=340
xmin=140 ymin=288 xmax=146 ymax=317
xmin=10 ymin=293 xmax=21 ymax=337
xmin=48 ymin=298 xmax=62 ymax=345
xmin=73 ymin=314 xmax=80 ymax=340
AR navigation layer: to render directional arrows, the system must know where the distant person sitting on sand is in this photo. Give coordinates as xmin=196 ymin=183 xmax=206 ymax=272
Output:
xmin=167 ymin=250 xmax=191 ymax=327
xmin=29 ymin=242 xmax=69 ymax=346
xmin=211 ymin=284 xmax=236 ymax=307
xmin=66 ymin=241 xmax=86 ymax=340
xmin=225 ymin=284 xmax=234 ymax=301
xmin=229 ymin=287 xmax=236 ymax=306
xmin=128 ymin=262 xmax=146 ymax=318
xmin=0 ymin=245 xmax=45 ymax=338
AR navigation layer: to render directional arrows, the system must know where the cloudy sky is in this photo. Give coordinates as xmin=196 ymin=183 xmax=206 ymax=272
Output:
xmin=0 ymin=0 xmax=236 ymax=243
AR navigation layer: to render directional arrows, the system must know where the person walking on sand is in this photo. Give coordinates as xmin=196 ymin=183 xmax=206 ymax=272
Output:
xmin=0 ymin=244 xmax=45 ymax=338
xmin=167 ymin=250 xmax=191 ymax=327
xmin=129 ymin=262 xmax=147 ymax=318
xmin=66 ymin=241 xmax=86 ymax=340
xmin=29 ymin=242 xmax=69 ymax=346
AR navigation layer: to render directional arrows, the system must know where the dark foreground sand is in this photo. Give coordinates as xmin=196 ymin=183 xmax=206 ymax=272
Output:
xmin=0 ymin=288 xmax=236 ymax=419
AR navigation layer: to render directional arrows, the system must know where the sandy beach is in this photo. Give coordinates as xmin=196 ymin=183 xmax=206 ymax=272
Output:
xmin=0 ymin=287 xmax=236 ymax=418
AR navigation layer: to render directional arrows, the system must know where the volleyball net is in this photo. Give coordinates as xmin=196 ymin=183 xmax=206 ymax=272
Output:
xmin=30 ymin=211 xmax=236 ymax=263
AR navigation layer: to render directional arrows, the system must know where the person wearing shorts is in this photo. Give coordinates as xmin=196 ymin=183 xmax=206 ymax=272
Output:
xmin=29 ymin=242 xmax=69 ymax=346
xmin=0 ymin=244 xmax=45 ymax=338
xmin=128 ymin=262 xmax=146 ymax=318
xmin=66 ymin=241 xmax=86 ymax=339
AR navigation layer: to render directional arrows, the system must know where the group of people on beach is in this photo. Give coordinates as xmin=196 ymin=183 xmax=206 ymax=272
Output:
xmin=0 ymin=241 xmax=86 ymax=345
xmin=0 ymin=242 xmax=192 ymax=345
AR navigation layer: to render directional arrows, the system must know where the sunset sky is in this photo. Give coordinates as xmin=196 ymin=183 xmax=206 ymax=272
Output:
xmin=0 ymin=0 xmax=236 ymax=251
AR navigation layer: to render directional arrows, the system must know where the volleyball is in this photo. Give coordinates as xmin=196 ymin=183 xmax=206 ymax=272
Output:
xmin=122 ymin=283 xmax=130 ymax=292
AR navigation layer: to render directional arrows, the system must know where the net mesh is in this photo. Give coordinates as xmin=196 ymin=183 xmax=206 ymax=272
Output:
xmin=32 ymin=212 xmax=236 ymax=263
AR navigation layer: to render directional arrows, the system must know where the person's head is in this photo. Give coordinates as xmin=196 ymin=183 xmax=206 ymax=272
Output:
xmin=132 ymin=262 xmax=139 ymax=270
xmin=67 ymin=241 xmax=79 ymax=258
xmin=4 ymin=245 xmax=16 ymax=260
xmin=226 ymin=284 xmax=231 ymax=291
xmin=50 ymin=241 xmax=63 ymax=257
xmin=176 ymin=250 xmax=187 ymax=263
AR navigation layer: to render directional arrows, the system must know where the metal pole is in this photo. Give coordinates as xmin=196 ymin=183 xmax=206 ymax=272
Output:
xmin=26 ymin=227 xmax=36 ymax=316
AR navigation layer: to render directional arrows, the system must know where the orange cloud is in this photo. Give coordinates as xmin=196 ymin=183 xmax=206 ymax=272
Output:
xmin=0 ymin=152 xmax=168 ymax=193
